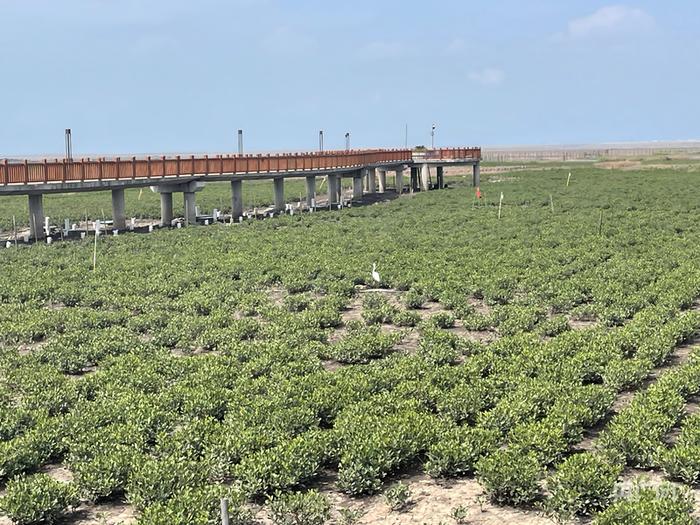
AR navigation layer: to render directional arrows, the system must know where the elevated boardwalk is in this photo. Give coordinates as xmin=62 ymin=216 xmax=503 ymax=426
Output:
xmin=1 ymin=147 xmax=481 ymax=239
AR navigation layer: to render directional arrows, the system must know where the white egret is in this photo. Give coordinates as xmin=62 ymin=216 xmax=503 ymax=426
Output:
xmin=371 ymin=263 xmax=381 ymax=284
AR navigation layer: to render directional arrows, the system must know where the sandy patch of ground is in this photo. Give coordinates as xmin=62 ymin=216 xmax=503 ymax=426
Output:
xmin=68 ymin=500 xmax=136 ymax=525
xmin=268 ymin=286 xmax=287 ymax=308
xmin=568 ymin=318 xmax=597 ymax=331
xmin=17 ymin=340 xmax=47 ymax=356
xmin=41 ymin=463 xmax=74 ymax=483
xmin=255 ymin=472 xmax=552 ymax=525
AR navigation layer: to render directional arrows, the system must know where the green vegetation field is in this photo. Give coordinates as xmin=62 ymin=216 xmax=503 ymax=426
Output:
xmin=2 ymin=166 xmax=700 ymax=524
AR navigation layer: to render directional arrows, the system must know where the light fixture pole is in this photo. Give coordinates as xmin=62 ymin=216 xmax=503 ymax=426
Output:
xmin=65 ymin=128 xmax=72 ymax=161
xmin=237 ymin=129 xmax=243 ymax=154
xmin=319 ymin=130 xmax=324 ymax=152
xmin=345 ymin=132 xmax=350 ymax=151
xmin=431 ymin=123 xmax=436 ymax=149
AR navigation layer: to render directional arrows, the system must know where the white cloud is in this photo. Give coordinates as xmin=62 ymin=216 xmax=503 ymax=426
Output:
xmin=565 ymin=5 xmax=654 ymax=39
xmin=445 ymin=37 xmax=467 ymax=55
xmin=469 ymin=68 xmax=505 ymax=86
xmin=261 ymin=26 xmax=315 ymax=56
xmin=357 ymin=41 xmax=405 ymax=60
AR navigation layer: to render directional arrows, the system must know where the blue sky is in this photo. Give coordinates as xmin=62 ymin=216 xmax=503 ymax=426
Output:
xmin=1 ymin=1 xmax=698 ymax=155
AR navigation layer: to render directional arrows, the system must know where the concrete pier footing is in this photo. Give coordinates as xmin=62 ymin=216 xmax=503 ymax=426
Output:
xmin=367 ymin=168 xmax=377 ymax=193
xmin=152 ymin=181 xmax=204 ymax=226
xmin=353 ymin=174 xmax=363 ymax=200
xmin=231 ymin=180 xmax=243 ymax=219
xmin=410 ymin=167 xmax=419 ymax=192
xmin=273 ymin=178 xmax=284 ymax=212
xmin=184 ymin=192 xmax=196 ymax=225
xmin=28 ymin=194 xmax=45 ymax=240
xmin=420 ymin=164 xmax=430 ymax=191
xmin=473 ymin=163 xmax=480 ymax=187
xmin=305 ymin=176 xmax=316 ymax=208
xmin=395 ymin=168 xmax=404 ymax=194
xmin=328 ymin=174 xmax=339 ymax=205
xmin=111 ymin=188 xmax=126 ymax=230
xmin=377 ymin=168 xmax=386 ymax=193
xmin=160 ymin=192 xmax=173 ymax=226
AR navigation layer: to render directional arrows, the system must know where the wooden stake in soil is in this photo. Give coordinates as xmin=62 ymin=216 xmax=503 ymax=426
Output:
xmin=566 ymin=172 xmax=571 ymax=187
xmin=498 ymin=192 xmax=504 ymax=219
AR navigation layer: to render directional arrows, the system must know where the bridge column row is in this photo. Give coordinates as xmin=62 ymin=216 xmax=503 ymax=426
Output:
xmin=24 ymin=165 xmax=430 ymax=240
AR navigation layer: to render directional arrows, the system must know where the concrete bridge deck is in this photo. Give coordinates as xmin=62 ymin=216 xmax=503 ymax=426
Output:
xmin=1 ymin=147 xmax=481 ymax=239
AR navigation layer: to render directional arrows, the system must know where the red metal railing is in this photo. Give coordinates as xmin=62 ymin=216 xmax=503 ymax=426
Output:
xmin=0 ymin=147 xmax=480 ymax=186
xmin=418 ymin=147 xmax=482 ymax=160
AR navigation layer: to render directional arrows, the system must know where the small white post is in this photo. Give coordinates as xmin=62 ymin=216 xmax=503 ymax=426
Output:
xmin=5 ymin=241 xmax=11 ymax=249
xmin=239 ymin=216 xmax=243 ymax=223
xmin=204 ymin=219 xmax=209 ymax=226
xmin=549 ymin=194 xmax=554 ymax=213
xmin=46 ymin=236 xmax=52 ymax=245
xmin=130 ymin=218 xmax=136 ymax=230
xmin=498 ymin=192 xmax=504 ymax=219
xmin=44 ymin=216 xmax=50 ymax=236
xmin=177 ymin=222 xmax=182 ymax=229
xmin=566 ymin=172 xmax=571 ymax=187
xmin=220 ymin=498 xmax=230 ymax=525
xmin=80 ymin=232 xmax=86 ymax=240
xmin=148 ymin=224 xmax=154 ymax=232
xmin=92 ymin=226 xmax=98 ymax=271
xmin=113 ymin=230 xmax=119 ymax=236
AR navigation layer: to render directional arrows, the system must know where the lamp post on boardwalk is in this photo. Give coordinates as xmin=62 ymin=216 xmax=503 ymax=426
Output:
xmin=319 ymin=130 xmax=324 ymax=152
xmin=345 ymin=132 xmax=350 ymax=151
xmin=237 ymin=129 xmax=243 ymax=154
xmin=65 ymin=129 xmax=73 ymax=161
xmin=431 ymin=123 xmax=436 ymax=149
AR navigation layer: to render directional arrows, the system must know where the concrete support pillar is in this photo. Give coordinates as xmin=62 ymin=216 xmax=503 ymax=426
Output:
xmin=367 ymin=168 xmax=377 ymax=193
xmin=353 ymin=173 xmax=363 ymax=200
xmin=184 ymin=192 xmax=196 ymax=226
xmin=436 ymin=166 xmax=444 ymax=189
xmin=328 ymin=174 xmax=339 ymax=206
xmin=111 ymin=188 xmax=126 ymax=230
xmin=160 ymin=192 xmax=173 ymax=226
xmin=273 ymin=177 xmax=284 ymax=212
xmin=28 ymin=194 xmax=45 ymax=240
xmin=420 ymin=163 xmax=430 ymax=191
xmin=231 ymin=180 xmax=243 ymax=219
xmin=305 ymin=176 xmax=316 ymax=208
xmin=410 ymin=166 xmax=419 ymax=192
xmin=152 ymin=181 xmax=204 ymax=226
xmin=472 ymin=162 xmax=481 ymax=187
xmin=377 ymin=168 xmax=386 ymax=193
xmin=395 ymin=168 xmax=404 ymax=194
